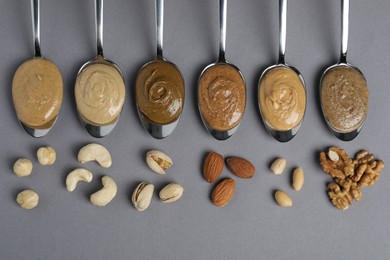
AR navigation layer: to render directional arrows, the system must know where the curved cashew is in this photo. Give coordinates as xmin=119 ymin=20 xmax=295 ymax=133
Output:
xmin=90 ymin=176 xmax=117 ymax=206
xmin=78 ymin=143 xmax=112 ymax=168
xmin=66 ymin=168 xmax=93 ymax=192
xmin=37 ymin=146 xmax=56 ymax=165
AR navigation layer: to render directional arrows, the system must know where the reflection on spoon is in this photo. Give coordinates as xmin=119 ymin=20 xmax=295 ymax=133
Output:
xmin=320 ymin=0 xmax=368 ymax=141
xmin=197 ymin=0 xmax=246 ymax=140
xmin=135 ymin=0 xmax=185 ymax=139
xmin=12 ymin=0 xmax=63 ymax=138
xmin=75 ymin=0 xmax=125 ymax=138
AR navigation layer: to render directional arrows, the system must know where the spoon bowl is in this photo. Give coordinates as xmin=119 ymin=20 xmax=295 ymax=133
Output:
xmin=258 ymin=63 xmax=306 ymax=142
xmin=319 ymin=0 xmax=368 ymax=141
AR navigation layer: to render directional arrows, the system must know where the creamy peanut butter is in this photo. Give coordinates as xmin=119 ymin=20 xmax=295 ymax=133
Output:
xmin=75 ymin=63 xmax=125 ymax=126
xmin=198 ymin=64 xmax=246 ymax=131
xmin=259 ymin=66 xmax=306 ymax=131
xmin=136 ymin=60 xmax=184 ymax=124
xmin=321 ymin=66 xmax=368 ymax=133
xmin=12 ymin=57 xmax=63 ymax=128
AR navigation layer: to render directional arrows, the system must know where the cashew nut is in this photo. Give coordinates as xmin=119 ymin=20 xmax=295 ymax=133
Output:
xmin=66 ymin=168 xmax=93 ymax=192
xmin=37 ymin=146 xmax=56 ymax=165
xmin=13 ymin=158 xmax=33 ymax=177
xmin=78 ymin=143 xmax=112 ymax=168
xmin=90 ymin=176 xmax=117 ymax=206
xmin=16 ymin=189 xmax=39 ymax=209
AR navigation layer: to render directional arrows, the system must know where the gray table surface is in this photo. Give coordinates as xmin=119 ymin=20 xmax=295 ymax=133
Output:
xmin=1 ymin=0 xmax=389 ymax=259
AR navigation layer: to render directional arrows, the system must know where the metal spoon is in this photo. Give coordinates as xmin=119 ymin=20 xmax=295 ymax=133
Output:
xmin=135 ymin=0 xmax=185 ymax=139
xmin=320 ymin=0 xmax=368 ymax=141
xmin=12 ymin=0 xmax=63 ymax=138
xmin=197 ymin=0 xmax=246 ymax=140
xmin=75 ymin=0 xmax=125 ymax=138
xmin=258 ymin=0 xmax=306 ymax=142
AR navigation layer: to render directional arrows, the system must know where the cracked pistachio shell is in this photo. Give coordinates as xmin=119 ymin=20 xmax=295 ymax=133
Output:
xmin=146 ymin=150 xmax=173 ymax=175
xmin=132 ymin=182 xmax=154 ymax=212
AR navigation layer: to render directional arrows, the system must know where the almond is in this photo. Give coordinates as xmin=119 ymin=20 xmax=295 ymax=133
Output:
xmin=203 ymin=152 xmax=224 ymax=183
xmin=211 ymin=178 xmax=235 ymax=207
xmin=226 ymin=157 xmax=255 ymax=179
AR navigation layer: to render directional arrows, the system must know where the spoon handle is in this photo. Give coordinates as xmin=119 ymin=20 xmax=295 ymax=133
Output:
xmin=31 ymin=0 xmax=41 ymax=57
xmin=278 ymin=0 xmax=287 ymax=64
xmin=340 ymin=0 xmax=349 ymax=63
xmin=218 ymin=0 xmax=227 ymax=63
xmin=95 ymin=0 xmax=104 ymax=56
xmin=156 ymin=0 xmax=164 ymax=59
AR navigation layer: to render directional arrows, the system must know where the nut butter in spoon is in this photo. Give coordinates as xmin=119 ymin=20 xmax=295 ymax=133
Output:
xmin=75 ymin=0 xmax=125 ymax=138
xmin=258 ymin=0 xmax=306 ymax=142
xmin=198 ymin=0 xmax=246 ymax=140
xmin=136 ymin=0 xmax=185 ymax=139
xmin=12 ymin=0 xmax=63 ymax=138
xmin=320 ymin=0 xmax=368 ymax=141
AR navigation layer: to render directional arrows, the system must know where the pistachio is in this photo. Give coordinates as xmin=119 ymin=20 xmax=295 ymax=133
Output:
xmin=146 ymin=150 xmax=173 ymax=175
xmin=132 ymin=182 xmax=154 ymax=211
xmin=159 ymin=183 xmax=183 ymax=203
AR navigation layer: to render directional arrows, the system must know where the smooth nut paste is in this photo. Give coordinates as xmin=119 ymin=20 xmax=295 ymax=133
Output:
xmin=259 ymin=66 xmax=306 ymax=131
xmin=75 ymin=63 xmax=125 ymax=126
xmin=136 ymin=60 xmax=184 ymax=124
xmin=198 ymin=64 xmax=246 ymax=131
xmin=321 ymin=66 xmax=368 ymax=133
xmin=12 ymin=58 xmax=63 ymax=128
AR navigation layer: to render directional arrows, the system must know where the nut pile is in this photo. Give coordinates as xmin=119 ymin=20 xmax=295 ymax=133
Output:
xmin=12 ymin=145 xmax=57 ymax=209
xmin=270 ymin=157 xmax=305 ymax=207
xmin=319 ymin=147 xmax=385 ymax=210
xmin=131 ymin=150 xmax=184 ymax=212
xmin=203 ymin=151 xmax=256 ymax=207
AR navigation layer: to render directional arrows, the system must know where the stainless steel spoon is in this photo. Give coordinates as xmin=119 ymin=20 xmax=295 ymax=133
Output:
xmin=320 ymin=0 xmax=368 ymax=141
xmin=12 ymin=0 xmax=63 ymax=138
xmin=135 ymin=0 xmax=185 ymax=139
xmin=75 ymin=0 xmax=125 ymax=138
xmin=258 ymin=0 xmax=306 ymax=142
xmin=198 ymin=0 xmax=246 ymax=140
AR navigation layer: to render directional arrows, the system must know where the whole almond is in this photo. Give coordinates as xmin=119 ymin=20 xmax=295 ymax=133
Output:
xmin=226 ymin=157 xmax=255 ymax=179
xmin=203 ymin=152 xmax=224 ymax=183
xmin=274 ymin=190 xmax=293 ymax=207
xmin=292 ymin=167 xmax=304 ymax=191
xmin=211 ymin=178 xmax=235 ymax=207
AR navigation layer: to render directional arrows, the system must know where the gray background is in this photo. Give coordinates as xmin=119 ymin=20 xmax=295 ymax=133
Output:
xmin=0 ymin=0 xmax=389 ymax=259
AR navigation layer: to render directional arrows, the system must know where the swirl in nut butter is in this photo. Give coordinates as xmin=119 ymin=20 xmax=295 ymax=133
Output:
xmin=198 ymin=64 xmax=246 ymax=131
xmin=12 ymin=58 xmax=63 ymax=128
xmin=321 ymin=66 xmax=368 ymax=133
xmin=259 ymin=66 xmax=306 ymax=131
xmin=75 ymin=63 xmax=125 ymax=126
xmin=136 ymin=60 xmax=184 ymax=124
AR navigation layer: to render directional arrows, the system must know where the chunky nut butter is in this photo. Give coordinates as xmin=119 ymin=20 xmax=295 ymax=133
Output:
xmin=75 ymin=63 xmax=125 ymax=126
xmin=321 ymin=66 xmax=368 ymax=133
xmin=136 ymin=60 xmax=184 ymax=124
xmin=12 ymin=57 xmax=63 ymax=128
xmin=198 ymin=64 xmax=246 ymax=131
xmin=259 ymin=66 xmax=306 ymax=131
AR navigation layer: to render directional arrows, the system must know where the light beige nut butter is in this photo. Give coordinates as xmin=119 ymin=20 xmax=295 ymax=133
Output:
xmin=259 ymin=66 xmax=306 ymax=131
xmin=198 ymin=64 xmax=246 ymax=131
xmin=321 ymin=66 xmax=368 ymax=133
xmin=12 ymin=58 xmax=63 ymax=128
xmin=136 ymin=60 xmax=184 ymax=124
xmin=75 ymin=63 xmax=125 ymax=126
